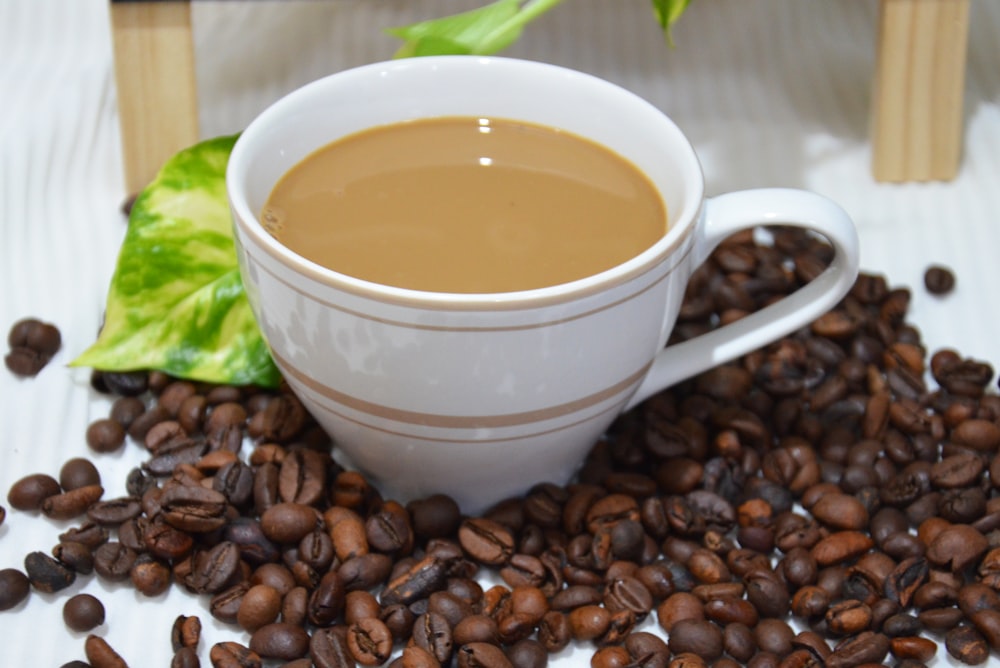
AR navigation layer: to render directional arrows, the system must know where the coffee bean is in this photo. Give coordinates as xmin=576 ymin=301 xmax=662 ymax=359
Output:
xmin=305 ymin=628 xmax=350 ymax=668
xmin=172 ymin=614 xmax=202 ymax=652
xmin=171 ymin=647 xmax=201 ymax=668
xmin=925 ymin=524 xmax=988 ymax=571
xmin=87 ymin=418 xmax=127 ymax=453
xmin=87 ymin=496 xmax=143 ymax=526
xmin=459 ymin=518 xmax=515 ymax=566
xmin=0 ymin=567 xmax=30 ymax=610
xmin=667 ymin=618 xmax=723 ymax=661
xmin=93 ymin=541 xmax=137 ymax=582
xmin=160 ymin=484 xmax=228 ymax=533
xmin=63 ymin=593 xmax=106 ymax=632
xmin=60 ymin=457 xmax=102 ymax=491
xmin=248 ymin=622 xmax=310 ymax=661
xmin=825 ymin=631 xmax=890 ymax=668
xmin=260 ymin=502 xmax=318 ymax=544
xmin=504 ymin=638 xmax=546 ymax=668
xmin=380 ymin=554 xmax=450 ymax=607
xmin=24 ymin=550 xmax=76 ymax=592
xmin=346 ymin=617 xmax=393 ymax=665
xmin=237 ymin=584 xmax=281 ymax=632
xmin=84 ymin=634 xmax=129 ymax=668
xmin=7 ymin=472 xmax=61 ymax=510
xmin=567 ymin=604 xmax=611 ymax=642
xmin=210 ymin=641 xmax=262 ymax=668
xmin=923 ymin=265 xmax=955 ymax=295
xmin=452 ymin=642 xmax=510 ymax=668
xmin=42 ymin=484 xmax=104 ymax=520
xmin=405 ymin=611 xmax=451 ymax=664
xmin=945 ymin=624 xmax=990 ymax=665
xmin=308 ymin=570 xmax=346 ymax=626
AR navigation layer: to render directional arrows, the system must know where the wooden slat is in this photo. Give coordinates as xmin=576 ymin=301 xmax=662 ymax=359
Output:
xmin=871 ymin=0 xmax=971 ymax=182
xmin=110 ymin=1 xmax=199 ymax=195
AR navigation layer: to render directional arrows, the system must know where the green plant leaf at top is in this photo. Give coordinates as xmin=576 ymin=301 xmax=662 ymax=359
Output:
xmin=651 ymin=0 xmax=692 ymax=46
xmin=386 ymin=0 xmax=564 ymax=58
xmin=73 ymin=134 xmax=281 ymax=388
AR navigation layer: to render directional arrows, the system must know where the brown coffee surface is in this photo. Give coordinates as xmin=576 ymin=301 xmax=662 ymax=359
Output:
xmin=262 ymin=116 xmax=666 ymax=293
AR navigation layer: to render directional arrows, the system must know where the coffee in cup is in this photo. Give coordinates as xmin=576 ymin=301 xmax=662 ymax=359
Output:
xmin=228 ymin=56 xmax=860 ymax=513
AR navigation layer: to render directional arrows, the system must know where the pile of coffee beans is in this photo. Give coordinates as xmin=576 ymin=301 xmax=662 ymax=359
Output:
xmin=4 ymin=226 xmax=999 ymax=668
xmin=5 ymin=316 xmax=61 ymax=376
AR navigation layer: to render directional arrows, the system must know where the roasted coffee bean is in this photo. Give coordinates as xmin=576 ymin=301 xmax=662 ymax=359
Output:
xmin=743 ymin=568 xmax=789 ymax=618
xmin=131 ymin=554 xmax=171 ymax=596
xmin=159 ymin=484 xmax=229 ymax=533
xmin=210 ymin=582 xmax=250 ymax=625
xmin=308 ymin=570 xmax=347 ymax=626
xmin=41 ymin=484 xmax=104 ymax=520
xmin=52 ymin=540 xmax=94 ymax=574
xmin=7 ymin=472 xmax=62 ymax=511
xmin=309 ymin=627 xmax=354 ymax=668
xmin=249 ymin=622 xmax=310 ymax=661
xmin=63 ymin=593 xmax=105 ymax=632
xmin=454 ymin=614 xmax=501 ymax=647
xmin=60 ymin=457 xmax=102 ymax=491
xmin=185 ymin=541 xmax=241 ymax=594
xmin=59 ymin=522 xmax=110 ymax=550
xmin=411 ymin=612 xmax=454 ymax=664
xmin=172 ymin=614 xmax=202 ymax=652
xmin=568 ymin=604 xmax=611 ymax=641
xmin=825 ymin=600 xmax=873 ymax=636
xmin=367 ymin=500 xmax=414 ymax=554
xmin=87 ymin=496 xmax=142 ymax=526
xmin=506 ymin=638 xmax=547 ymax=668
xmin=237 ymin=584 xmax=282 ymax=632
xmin=667 ymin=618 xmax=723 ymax=661
xmin=144 ymin=519 xmax=195 ymax=561
xmin=408 ymin=494 xmax=462 ymax=539
xmin=925 ymin=523 xmax=988 ymax=571
xmin=171 ymin=647 xmax=201 ymax=668
xmin=347 ymin=617 xmax=393 ymax=665
xmin=0 ymin=567 xmax=30 ymax=610
xmin=339 ymin=553 xmax=394 ymax=592
xmin=247 ymin=394 xmax=307 ymax=442
xmin=457 ymin=642 xmax=514 ymax=668
xmin=93 ymin=542 xmax=137 ymax=582
xmin=87 ymin=418 xmax=127 ymax=453
xmin=825 ymin=631 xmax=890 ymax=668
xmin=84 ymin=634 xmax=129 ymax=668
xmin=923 ymin=265 xmax=955 ymax=295
xmin=24 ymin=550 xmax=76 ymax=592
xmin=889 ymin=635 xmax=937 ymax=662
xmin=214 ymin=460 xmax=255 ymax=508
xmin=260 ymin=502 xmax=318 ymax=544
xmin=144 ymin=437 xmax=209 ymax=476
xmin=703 ymin=595 xmax=758 ymax=628
xmin=380 ymin=554 xmax=450 ymax=607
xmin=343 ymin=589 xmax=381 ymax=626
xmin=945 ymin=624 xmax=990 ymax=665
xmin=459 ymin=518 xmax=515 ymax=566
xmin=210 ymin=641 xmax=262 ymax=668
xmin=280 ymin=585 xmax=308 ymax=627
xmin=278 ymin=447 xmax=327 ymax=506
xmin=969 ymin=609 xmax=1000 ymax=650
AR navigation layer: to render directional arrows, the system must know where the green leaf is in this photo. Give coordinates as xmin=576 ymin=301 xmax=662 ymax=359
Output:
xmin=650 ymin=0 xmax=692 ymax=46
xmin=73 ymin=135 xmax=281 ymax=388
xmin=387 ymin=0 xmax=563 ymax=58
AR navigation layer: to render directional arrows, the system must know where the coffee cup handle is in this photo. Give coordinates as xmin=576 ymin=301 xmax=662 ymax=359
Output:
xmin=625 ymin=188 xmax=860 ymax=411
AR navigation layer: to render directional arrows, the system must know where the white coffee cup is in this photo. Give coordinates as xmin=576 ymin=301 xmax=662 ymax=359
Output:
xmin=228 ymin=56 xmax=859 ymax=513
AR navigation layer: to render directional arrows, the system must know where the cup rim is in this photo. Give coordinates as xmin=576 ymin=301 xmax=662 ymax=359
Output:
xmin=228 ymin=55 xmax=705 ymax=309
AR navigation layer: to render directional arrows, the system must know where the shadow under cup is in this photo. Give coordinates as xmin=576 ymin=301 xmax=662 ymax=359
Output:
xmin=227 ymin=56 xmax=705 ymax=513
